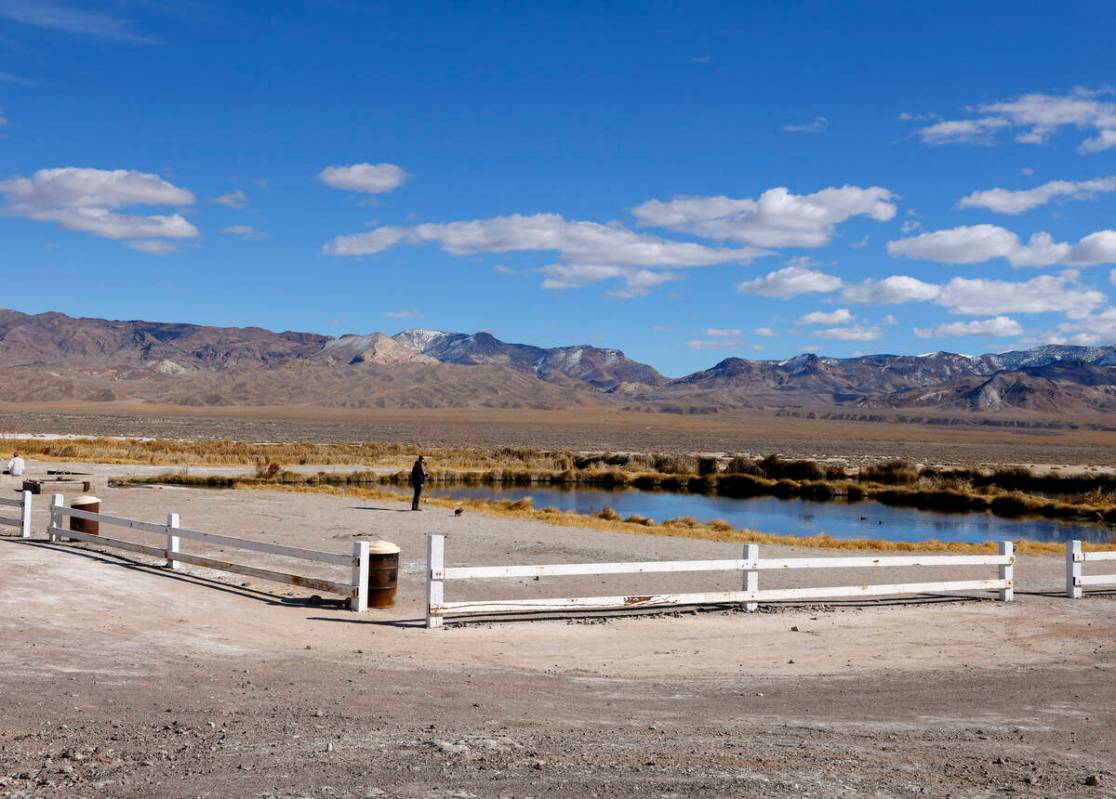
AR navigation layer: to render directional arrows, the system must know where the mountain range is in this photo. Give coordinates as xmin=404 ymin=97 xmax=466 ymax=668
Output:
xmin=2 ymin=308 xmax=1115 ymax=415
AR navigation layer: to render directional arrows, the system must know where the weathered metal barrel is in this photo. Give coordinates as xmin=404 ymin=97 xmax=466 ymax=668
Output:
xmin=70 ymin=495 xmax=101 ymax=535
xmin=366 ymin=540 xmax=401 ymax=608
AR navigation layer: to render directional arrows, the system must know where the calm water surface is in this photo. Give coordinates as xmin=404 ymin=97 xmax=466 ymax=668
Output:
xmin=435 ymin=484 xmax=1114 ymax=545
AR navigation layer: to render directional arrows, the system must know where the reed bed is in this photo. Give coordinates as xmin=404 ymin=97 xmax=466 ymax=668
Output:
xmin=18 ymin=436 xmax=1116 ymax=528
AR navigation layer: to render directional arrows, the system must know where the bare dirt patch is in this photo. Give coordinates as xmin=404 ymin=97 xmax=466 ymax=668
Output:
xmin=2 ymin=467 xmax=1115 ymax=796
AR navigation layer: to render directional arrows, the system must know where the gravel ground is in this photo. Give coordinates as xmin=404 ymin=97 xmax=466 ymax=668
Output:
xmin=2 ymin=459 xmax=1115 ymax=797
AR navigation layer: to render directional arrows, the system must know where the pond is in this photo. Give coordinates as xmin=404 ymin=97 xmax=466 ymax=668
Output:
xmin=432 ymin=484 xmax=1115 ymax=545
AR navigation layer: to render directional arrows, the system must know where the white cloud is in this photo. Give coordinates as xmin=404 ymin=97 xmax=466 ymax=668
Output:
xmin=881 ymin=314 xmax=898 ymax=325
xmin=783 ymin=116 xmax=828 ymax=134
xmin=888 ymin=224 xmax=1116 ymax=268
xmin=384 ymin=309 xmax=419 ymax=318
xmin=753 ymin=326 xmax=777 ymax=337
xmin=688 ymin=338 xmax=739 ymax=350
xmin=914 ymin=316 xmax=1024 ymax=339
xmin=705 ymin=327 xmax=743 ymax=337
xmin=1053 ymin=308 xmax=1116 ymax=344
xmin=215 ymin=189 xmax=248 ymax=208
xmin=841 ymin=275 xmax=941 ymax=304
xmin=937 ymin=272 xmax=1105 ymax=319
xmin=811 ymin=325 xmax=881 ymax=342
xmin=127 ymin=240 xmax=179 ymax=255
xmin=493 ymin=264 xmax=517 ymax=274
xmin=0 ymin=107 xmax=6 ymax=127
xmin=736 ymin=265 xmax=843 ymax=298
xmin=797 ymin=308 xmax=853 ymax=325
xmin=0 ymin=0 xmax=156 ymax=43
xmin=326 ymin=212 xmax=760 ymax=295
xmin=0 ymin=167 xmax=199 ymax=248
xmin=631 ymin=185 xmax=896 ymax=248
xmin=222 ymin=224 xmax=262 ymax=237
xmin=912 ymin=88 xmax=1116 ymax=154
xmin=958 ymin=176 xmax=1116 ymax=214
xmin=318 ymin=162 xmax=408 ymax=194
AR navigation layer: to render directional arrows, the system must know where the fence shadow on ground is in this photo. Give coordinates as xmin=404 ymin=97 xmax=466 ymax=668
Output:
xmin=1 ymin=537 xmax=352 ymax=611
xmin=308 ymin=592 xmax=1003 ymax=630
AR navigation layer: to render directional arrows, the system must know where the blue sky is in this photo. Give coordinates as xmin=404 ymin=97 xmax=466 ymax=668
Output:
xmin=2 ymin=1 xmax=1116 ymax=376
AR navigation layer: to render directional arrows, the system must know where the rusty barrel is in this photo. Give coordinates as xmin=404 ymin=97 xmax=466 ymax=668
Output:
xmin=70 ymin=495 xmax=101 ymax=535
xmin=366 ymin=540 xmax=401 ymax=609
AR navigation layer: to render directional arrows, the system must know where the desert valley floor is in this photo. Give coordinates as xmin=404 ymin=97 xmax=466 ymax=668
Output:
xmin=2 ymin=453 xmax=1115 ymax=797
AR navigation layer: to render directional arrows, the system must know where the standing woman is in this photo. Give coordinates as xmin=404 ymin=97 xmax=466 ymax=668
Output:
xmin=411 ymin=455 xmax=428 ymax=511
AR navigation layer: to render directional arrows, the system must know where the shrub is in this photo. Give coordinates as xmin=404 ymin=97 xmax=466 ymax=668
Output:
xmin=597 ymin=506 xmax=619 ymax=520
xmin=624 ymin=514 xmax=655 ymax=526
xmin=697 ymin=457 xmax=720 ymax=476
xmin=757 ymin=454 xmax=824 ymax=481
xmin=859 ymin=460 xmax=918 ymax=485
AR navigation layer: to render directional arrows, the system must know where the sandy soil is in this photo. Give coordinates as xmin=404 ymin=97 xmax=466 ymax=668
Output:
xmin=6 ymin=404 xmax=1116 ymax=466
xmin=2 ymin=460 xmax=1115 ymax=797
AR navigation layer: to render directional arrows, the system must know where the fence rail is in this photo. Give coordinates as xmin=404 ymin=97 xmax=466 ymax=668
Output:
xmin=0 ymin=491 xmax=32 ymax=539
xmin=425 ymin=534 xmax=1014 ymax=627
xmin=47 ymin=495 xmax=371 ymax=611
xmin=1066 ymin=540 xmax=1116 ymax=598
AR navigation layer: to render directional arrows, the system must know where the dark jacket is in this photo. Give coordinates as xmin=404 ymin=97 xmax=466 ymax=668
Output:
xmin=411 ymin=461 xmax=427 ymax=486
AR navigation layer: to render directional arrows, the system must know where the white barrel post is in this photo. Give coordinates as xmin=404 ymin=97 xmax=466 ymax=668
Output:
xmin=997 ymin=541 xmax=1013 ymax=602
xmin=165 ymin=513 xmax=181 ymax=571
xmin=48 ymin=493 xmax=64 ymax=543
xmin=426 ymin=533 xmax=445 ymax=629
xmin=743 ymin=543 xmax=759 ymax=612
xmin=1067 ymin=540 xmax=1083 ymax=599
xmin=19 ymin=490 xmax=32 ymax=539
xmin=351 ymin=540 xmax=370 ymax=613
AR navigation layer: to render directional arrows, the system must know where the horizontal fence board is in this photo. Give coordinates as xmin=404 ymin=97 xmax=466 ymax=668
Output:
xmin=440 ymin=590 xmax=749 ymax=614
xmin=0 ymin=497 xmax=23 ymax=508
xmin=0 ymin=515 xmax=22 ymax=528
xmin=1083 ymin=551 xmax=1116 ymax=562
xmin=58 ymin=506 xmax=169 ymax=535
xmin=443 ymin=559 xmax=748 ymax=580
xmin=756 ymin=555 xmax=1010 ymax=570
xmin=753 ymin=579 xmax=1008 ymax=602
xmin=438 ymin=579 xmax=1008 ymax=617
xmin=53 ymin=526 xmax=168 ymax=559
xmin=1077 ymin=574 xmax=1116 ymax=587
xmin=169 ymin=550 xmax=352 ymax=597
xmin=58 ymin=506 xmax=349 ymax=566
xmin=442 ymin=554 xmax=1010 ymax=581
xmin=168 ymin=527 xmax=350 ymax=566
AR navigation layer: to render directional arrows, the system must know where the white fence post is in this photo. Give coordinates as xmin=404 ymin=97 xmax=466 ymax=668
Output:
xmin=998 ymin=541 xmax=1013 ymax=602
xmin=1067 ymin=540 xmax=1083 ymax=599
xmin=165 ymin=512 xmax=181 ymax=571
xmin=20 ymin=490 xmax=32 ymax=539
xmin=48 ymin=493 xmax=64 ymax=543
xmin=427 ymin=533 xmax=445 ymax=629
xmin=743 ymin=543 xmax=759 ymax=612
xmin=351 ymin=540 xmax=369 ymax=613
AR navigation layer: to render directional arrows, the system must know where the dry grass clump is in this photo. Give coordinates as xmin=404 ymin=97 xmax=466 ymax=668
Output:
xmin=859 ymin=460 xmax=919 ymax=485
xmin=596 ymin=506 xmax=620 ymax=521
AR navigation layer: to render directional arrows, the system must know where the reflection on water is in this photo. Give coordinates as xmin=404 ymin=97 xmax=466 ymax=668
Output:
xmin=437 ymin=484 xmax=1114 ymax=545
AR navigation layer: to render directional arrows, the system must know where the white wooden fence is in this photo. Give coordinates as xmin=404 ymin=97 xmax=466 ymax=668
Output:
xmin=47 ymin=495 xmax=372 ymax=612
xmin=0 ymin=491 xmax=32 ymax=539
xmin=1065 ymin=540 xmax=1116 ymax=598
xmin=424 ymin=534 xmax=1014 ymax=627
